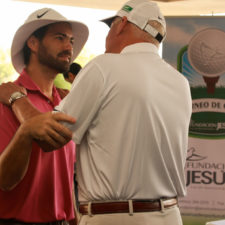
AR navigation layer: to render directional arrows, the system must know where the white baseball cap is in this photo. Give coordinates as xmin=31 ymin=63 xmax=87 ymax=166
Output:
xmin=101 ymin=0 xmax=166 ymax=43
xmin=11 ymin=8 xmax=89 ymax=74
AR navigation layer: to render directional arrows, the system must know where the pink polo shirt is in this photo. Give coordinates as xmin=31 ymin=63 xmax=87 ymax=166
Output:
xmin=0 ymin=70 xmax=76 ymax=222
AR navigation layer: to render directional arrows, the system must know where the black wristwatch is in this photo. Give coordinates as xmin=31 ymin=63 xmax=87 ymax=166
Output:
xmin=9 ymin=91 xmax=27 ymax=105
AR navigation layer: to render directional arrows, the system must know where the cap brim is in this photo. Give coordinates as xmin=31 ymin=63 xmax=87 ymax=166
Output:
xmin=100 ymin=16 xmax=117 ymax=27
xmin=70 ymin=20 xmax=89 ymax=61
xmin=11 ymin=19 xmax=89 ymax=74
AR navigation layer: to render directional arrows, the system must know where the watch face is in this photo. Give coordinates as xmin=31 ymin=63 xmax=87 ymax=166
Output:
xmin=12 ymin=92 xmax=22 ymax=98
xmin=9 ymin=91 xmax=26 ymax=105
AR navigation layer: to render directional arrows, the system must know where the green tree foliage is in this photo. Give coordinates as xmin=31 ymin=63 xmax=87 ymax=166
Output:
xmin=75 ymin=47 xmax=96 ymax=67
xmin=0 ymin=48 xmax=17 ymax=84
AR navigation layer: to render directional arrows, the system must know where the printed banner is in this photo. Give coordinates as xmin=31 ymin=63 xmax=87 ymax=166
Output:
xmin=163 ymin=16 xmax=225 ymax=223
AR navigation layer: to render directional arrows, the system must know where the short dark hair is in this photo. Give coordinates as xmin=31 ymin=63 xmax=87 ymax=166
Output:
xmin=63 ymin=62 xmax=82 ymax=79
xmin=23 ymin=24 xmax=50 ymax=65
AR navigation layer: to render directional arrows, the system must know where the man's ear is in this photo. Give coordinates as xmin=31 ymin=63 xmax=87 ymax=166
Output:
xmin=68 ymin=72 xmax=76 ymax=83
xmin=116 ymin=16 xmax=128 ymax=35
xmin=27 ymin=35 xmax=39 ymax=52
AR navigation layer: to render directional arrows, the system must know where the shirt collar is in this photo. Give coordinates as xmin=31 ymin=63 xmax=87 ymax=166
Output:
xmin=16 ymin=69 xmax=41 ymax=91
xmin=121 ymin=43 xmax=159 ymax=55
xmin=15 ymin=69 xmax=61 ymax=105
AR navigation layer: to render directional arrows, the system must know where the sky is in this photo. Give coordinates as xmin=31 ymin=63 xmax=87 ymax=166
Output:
xmin=0 ymin=0 xmax=116 ymax=55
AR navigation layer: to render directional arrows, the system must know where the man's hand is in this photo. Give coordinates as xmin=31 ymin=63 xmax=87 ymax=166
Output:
xmin=0 ymin=82 xmax=27 ymax=106
xmin=0 ymin=82 xmax=75 ymax=151
xmin=21 ymin=111 xmax=76 ymax=152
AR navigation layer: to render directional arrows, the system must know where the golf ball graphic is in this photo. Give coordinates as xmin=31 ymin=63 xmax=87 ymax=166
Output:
xmin=188 ymin=28 xmax=225 ymax=93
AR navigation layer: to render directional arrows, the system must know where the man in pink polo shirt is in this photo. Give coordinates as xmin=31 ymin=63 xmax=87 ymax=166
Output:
xmin=0 ymin=1 xmax=192 ymax=225
xmin=0 ymin=8 xmax=88 ymax=225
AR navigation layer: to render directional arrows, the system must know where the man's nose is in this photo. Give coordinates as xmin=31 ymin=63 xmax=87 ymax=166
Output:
xmin=65 ymin=39 xmax=73 ymax=51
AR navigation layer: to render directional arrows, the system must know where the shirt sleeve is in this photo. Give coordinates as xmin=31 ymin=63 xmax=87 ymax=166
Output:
xmin=55 ymin=61 xmax=104 ymax=144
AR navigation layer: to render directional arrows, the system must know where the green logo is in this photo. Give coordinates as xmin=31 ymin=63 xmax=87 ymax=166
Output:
xmin=122 ymin=5 xmax=133 ymax=13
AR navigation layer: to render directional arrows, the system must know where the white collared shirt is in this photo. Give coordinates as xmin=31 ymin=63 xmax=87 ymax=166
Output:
xmin=57 ymin=43 xmax=192 ymax=202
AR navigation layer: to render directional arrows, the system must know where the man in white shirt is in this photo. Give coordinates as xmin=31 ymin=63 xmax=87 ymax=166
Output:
xmin=0 ymin=0 xmax=192 ymax=224
xmin=56 ymin=1 xmax=192 ymax=225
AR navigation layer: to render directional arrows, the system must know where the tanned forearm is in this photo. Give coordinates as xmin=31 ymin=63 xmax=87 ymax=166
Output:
xmin=12 ymin=97 xmax=41 ymax=123
xmin=12 ymin=98 xmax=67 ymax=152
xmin=11 ymin=88 xmax=69 ymax=123
xmin=0 ymin=124 xmax=33 ymax=191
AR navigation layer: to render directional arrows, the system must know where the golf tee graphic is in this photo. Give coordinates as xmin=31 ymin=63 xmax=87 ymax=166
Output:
xmin=178 ymin=28 xmax=225 ymax=138
xmin=163 ymin=17 xmax=225 ymax=225
xmin=188 ymin=28 xmax=225 ymax=94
